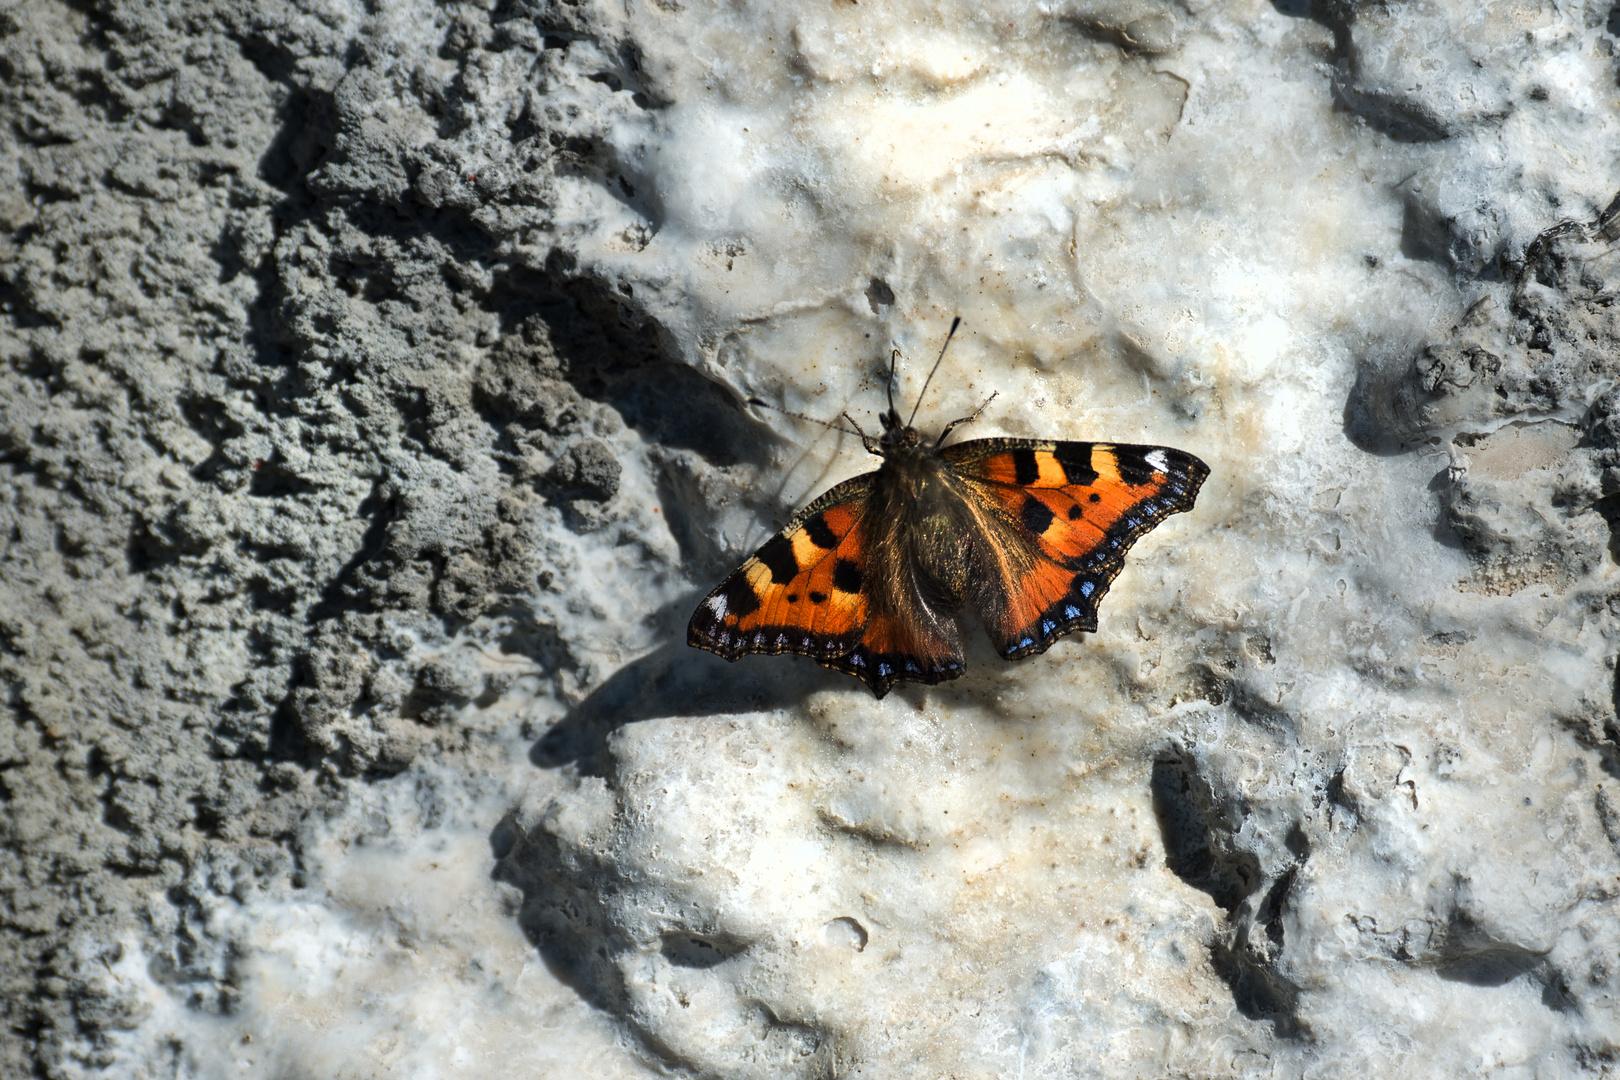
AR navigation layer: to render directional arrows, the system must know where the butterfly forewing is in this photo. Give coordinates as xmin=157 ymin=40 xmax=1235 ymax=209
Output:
xmin=688 ymin=474 xmax=874 ymax=662
xmin=944 ymin=439 xmax=1209 ymax=659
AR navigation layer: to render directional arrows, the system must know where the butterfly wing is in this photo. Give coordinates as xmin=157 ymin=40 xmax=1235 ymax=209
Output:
xmin=943 ymin=439 xmax=1209 ymax=659
xmin=821 ymin=574 xmax=966 ymax=699
xmin=688 ymin=473 xmax=876 ymax=664
xmin=688 ymin=470 xmax=967 ymax=698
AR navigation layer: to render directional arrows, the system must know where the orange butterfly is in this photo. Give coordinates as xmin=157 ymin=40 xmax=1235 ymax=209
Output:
xmin=688 ymin=321 xmax=1209 ymax=698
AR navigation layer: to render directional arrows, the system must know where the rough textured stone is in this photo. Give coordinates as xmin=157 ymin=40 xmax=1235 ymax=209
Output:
xmin=3 ymin=0 xmax=1620 ymax=1076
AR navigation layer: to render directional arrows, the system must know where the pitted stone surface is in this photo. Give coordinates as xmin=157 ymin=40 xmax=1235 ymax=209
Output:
xmin=3 ymin=0 xmax=1620 ymax=1076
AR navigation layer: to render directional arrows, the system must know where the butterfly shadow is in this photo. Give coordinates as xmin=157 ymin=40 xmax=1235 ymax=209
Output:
xmin=531 ymin=637 xmax=846 ymax=777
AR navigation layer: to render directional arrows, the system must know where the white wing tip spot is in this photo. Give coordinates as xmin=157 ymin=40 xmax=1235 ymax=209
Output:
xmin=1145 ymin=449 xmax=1169 ymax=472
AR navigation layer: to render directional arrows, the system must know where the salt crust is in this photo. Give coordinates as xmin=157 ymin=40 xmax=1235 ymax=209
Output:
xmin=94 ymin=0 xmax=1620 ymax=1076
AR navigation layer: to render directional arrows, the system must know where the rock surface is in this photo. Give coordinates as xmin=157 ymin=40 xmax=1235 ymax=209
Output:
xmin=2 ymin=0 xmax=1619 ymax=1076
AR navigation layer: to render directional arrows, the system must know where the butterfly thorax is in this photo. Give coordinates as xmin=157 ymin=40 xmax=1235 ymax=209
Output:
xmin=866 ymin=420 xmax=978 ymax=618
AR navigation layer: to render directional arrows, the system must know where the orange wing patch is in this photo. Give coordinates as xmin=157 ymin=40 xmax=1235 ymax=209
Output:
xmin=688 ymin=476 xmax=873 ymax=662
xmin=948 ymin=441 xmax=1208 ymax=660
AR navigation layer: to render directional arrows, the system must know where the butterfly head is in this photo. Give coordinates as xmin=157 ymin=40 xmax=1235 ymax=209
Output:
xmin=874 ymin=407 xmax=923 ymax=454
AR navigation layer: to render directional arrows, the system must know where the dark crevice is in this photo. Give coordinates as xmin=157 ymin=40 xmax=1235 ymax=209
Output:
xmin=1151 ymin=754 xmax=1305 ymax=1036
xmin=304 ymin=483 xmax=396 ymax=625
xmin=1435 ymin=945 xmax=1544 ymax=987
xmin=247 ymin=461 xmax=316 ymax=498
xmin=264 ymin=697 xmax=312 ymax=766
xmin=1435 ymin=910 xmax=1547 ymax=988
xmin=1258 ymin=865 xmax=1298 ymax=949
xmin=660 ymin=932 xmax=748 ymax=969
xmin=1210 ymin=942 xmax=1303 ymax=1034
xmin=1149 ymin=755 xmax=1256 ymax=911
xmin=490 ymin=267 xmax=755 ymax=468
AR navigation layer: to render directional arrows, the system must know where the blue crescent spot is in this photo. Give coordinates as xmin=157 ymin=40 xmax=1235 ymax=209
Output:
xmin=1079 ymin=581 xmax=1095 ymax=597
xmin=878 ymin=663 xmax=893 ymax=676
xmin=1019 ymin=637 xmax=1034 ymax=649
xmin=850 ymin=654 xmax=865 ymax=667
xmin=1064 ymin=605 xmax=1081 ymax=619
xmin=1041 ymin=619 xmax=1055 ymax=634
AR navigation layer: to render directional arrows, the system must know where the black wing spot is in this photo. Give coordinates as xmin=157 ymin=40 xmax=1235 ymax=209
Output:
xmin=1012 ymin=449 xmax=1041 ymax=486
xmin=1020 ymin=495 xmax=1055 ymax=536
xmin=804 ymin=515 xmax=839 ymax=549
xmin=832 ymin=559 xmax=863 ymax=594
xmin=1089 ymin=492 xmax=1101 ymax=503
xmin=757 ymin=534 xmax=799 ymax=584
xmin=809 ymin=590 xmax=828 ymax=604
xmin=1112 ymin=446 xmax=1157 ymax=486
xmin=787 ymin=593 xmax=800 ymax=603
xmin=723 ymin=574 xmax=760 ymax=618
xmin=1053 ymin=443 xmax=1098 ymax=485
xmin=1067 ymin=504 xmax=1083 ymax=520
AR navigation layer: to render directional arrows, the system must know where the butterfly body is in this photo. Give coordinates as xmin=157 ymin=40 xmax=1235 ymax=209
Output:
xmin=689 ymin=403 xmax=1209 ymax=698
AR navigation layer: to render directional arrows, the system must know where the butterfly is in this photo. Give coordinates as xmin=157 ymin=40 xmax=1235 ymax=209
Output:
xmin=688 ymin=320 xmax=1209 ymax=698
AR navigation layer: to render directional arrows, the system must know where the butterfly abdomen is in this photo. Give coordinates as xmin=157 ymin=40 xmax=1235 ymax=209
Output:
xmin=869 ymin=448 xmax=979 ymax=612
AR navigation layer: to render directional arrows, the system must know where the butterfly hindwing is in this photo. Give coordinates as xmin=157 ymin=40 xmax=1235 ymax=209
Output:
xmin=688 ymin=474 xmax=874 ymax=663
xmin=944 ymin=439 xmax=1209 ymax=659
xmin=818 ymin=606 xmax=965 ymax=698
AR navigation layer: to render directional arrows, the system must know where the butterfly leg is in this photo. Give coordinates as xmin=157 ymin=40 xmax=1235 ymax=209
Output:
xmin=934 ymin=391 xmax=999 ymax=447
xmin=843 ymin=412 xmax=883 ymax=456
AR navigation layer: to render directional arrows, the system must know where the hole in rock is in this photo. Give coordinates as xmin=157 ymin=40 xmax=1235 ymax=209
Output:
xmin=865 ymin=277 xmax=895 ymax=313
xmin=661 ymin=932 xmax=747 ymax=969
xmin=820 ymin=917 xmax=868 ymax=952
xmin=249 ymin=461 xmax=316 ymax=498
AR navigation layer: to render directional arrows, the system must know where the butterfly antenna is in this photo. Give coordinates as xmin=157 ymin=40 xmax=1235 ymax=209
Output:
xmin=746 ymin=397 xmax=864 ymax=437
xmin=907 ymin=315 xmax=962 ymax=428
xmin=885 ymin=347 xmax=901 ymax=419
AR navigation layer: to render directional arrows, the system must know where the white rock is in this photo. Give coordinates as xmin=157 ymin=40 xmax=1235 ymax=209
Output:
xmin=112 ymin=0 xmax=1620 ymax=1076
